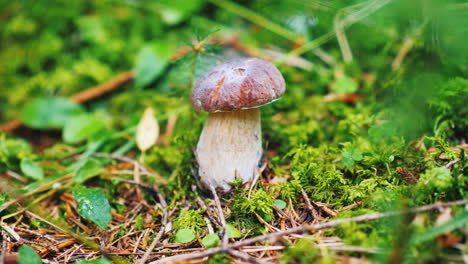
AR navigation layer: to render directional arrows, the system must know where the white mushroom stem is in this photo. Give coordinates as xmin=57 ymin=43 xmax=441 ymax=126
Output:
xmin=195 ymin=108 xmax=262 ymax=192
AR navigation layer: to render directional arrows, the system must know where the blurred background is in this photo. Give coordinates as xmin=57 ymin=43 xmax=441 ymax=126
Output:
xmin=0 ymin=0 xmax=466 ymax=138
xmin=0 ymin=0 xmax=467 ymax=263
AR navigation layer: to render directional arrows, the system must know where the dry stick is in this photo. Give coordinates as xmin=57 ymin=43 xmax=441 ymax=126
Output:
xmin=208 ymin=0 xmax=330 ymax=67
xmin=1 ymin=231 xmax=9 ymax=263
xmin=230 ymin=199 xmax=468 ymax=248
xmin=138 ymin=215 xmax=166 ymax=263
xmin=133 ymin=162 xmax=144 ymax=201
xmin=210 ymin=185 xmax=229 ymax=248
xmin=337 ymin=201 xmax=363 ymax=212
xmin=334 ymin=12 xmax=353 ymax=62
xmin=14 ymin=226 xmax=58 ymax=243
xmin=0 ymin=119 xmax=22 ymax=133
xmin=0 ymin=222 xmax=21 ymax=241
xmin=151 ymin=247 xmax=224 ymax=264
xmin=94 ymin=153 xmax=150 ymax=174
xmin=108 ymin=170 xmax=160 ymax=177
xmin=227 ymin=249 xmax=273 ymax=264
xmin=313 ymin=48 xmax=337 ymax=66
xmin=193 ymin=185 xmax=221 ymax=231
xmin=291 ymin=0 xmax=392 ymax=58
xmin=134 ymin=229 xmax=149 ymax=254
xmin=241 ymin=245 xmax=285 ymax=253
xmin=391 ymin=36 xmax=415 ymax=70
xmin=254 ymin=212 xmax=281 ymax=232
xmin=5 ymin=171 xmax=29 ymax=184
xmin=40 ymin=239 xmax=76 ymax=257
xmin=111 ymin=178 xmax=162 ymax=198
xmin=24 ymin=210 xmax=69 ymax=235
xmin=0 ymin=71 xmax=134 ymax=133
xmin=333 ymin=1 xmax=373 ymax=63
xmin=301 ymin=189 xmax=320 ymax=223
xmin=445 ymin=158 xmax=462 ymax=169
xmin=94 ymin=153 xmax=167 ymax=185
xmin=138 ymin=181 xmax=168 ymax=264
xmin=69 ymin=71 xmax=135 ymax=103
xmin=392 ymin=21 xmax=427 ymax=70
xmin=152 ymin=199 xmax=467 ymax=264
xmin=323 ymin=245 xmax=380 ymax=254
xmin=340 ymin=0 xmax=394 ymax=63
xmin=248 ymin=162 xmax=267 ymax=198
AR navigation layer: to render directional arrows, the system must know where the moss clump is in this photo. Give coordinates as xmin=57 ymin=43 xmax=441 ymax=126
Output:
xmin=231 ymin=189 xmax=275 ymax=218
xmin=280 ymin=238 xmax=330 ymax=264
xmin=173 ymin=209 xmax=206 ymax=232
xmin=0 ymin=134 xmax=34 ymax=172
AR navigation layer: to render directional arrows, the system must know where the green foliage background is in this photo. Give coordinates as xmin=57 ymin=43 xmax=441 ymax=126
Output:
xmin=0 ymin=0 xmax=466 ymax=263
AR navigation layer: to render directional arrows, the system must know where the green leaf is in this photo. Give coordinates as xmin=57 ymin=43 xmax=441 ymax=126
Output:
xmin=174 ymin=228 xmax=196 ymax=243
xmin=201 ymin=233 xmax=220 ymax=248
xmin=73 ymin=159 xmax=104 ymax=183
xmin=134 ymin=214 xmax=145 ymax=230
xmin=410 ymin=211 xmax=468 ymax=245
xmin=159 ymin=0 xmax=205 ymax=25
xmin=274 ymin=199 xmax=287 ymax=210
xmin=368 ymin=122 xmax=398 ymax=139
xmin=341 ymin=156 xmax=355 ymax=167
xmin=334 ymin=76 xmax=358 ymax=93
xmin=72 ymin=187 xmax=111 ymax=230
xmin=226 ymin=223 xmax=242 ymax=238
xmin=418 ymin=167 xmax=452 ymax=189
xmin=20 ymin=157 xmax=44 ymax=180
xmin=342 ymin=148 xmax=362 ymax=167
xmin=261 ymin=214 xmax=273 ymax=222
xmin=18 ymin=245 xmax=42 ymax=264
xmin=21 ymin=97 xmax=84 ymax=129
xmin=343 ymin=148 xmax=363 ymax=161
xmin=63 ymin=114 xmax=105 ymax=144
xmin=75 ymin=258 xmax=111 ymax=264
xmin=134 ymin=42 xmax=172 ymax=88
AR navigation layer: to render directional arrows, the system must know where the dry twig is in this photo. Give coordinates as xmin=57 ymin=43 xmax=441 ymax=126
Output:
xmin=152 ymin=199 xmax=468 ymax=264
xmin=0 ymin=71 xmax=134 ymax=133
xmin=210 ymin=185 xmax=229 ymax=248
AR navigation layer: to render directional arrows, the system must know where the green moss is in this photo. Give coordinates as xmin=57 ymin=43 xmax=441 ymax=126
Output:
xmin=231 ymin=189 xmax=275 ymax=218
xmin=172 ymin=209 xmax=206 ymax=232
xmin=205 ymin=253 xmax=231 ymax=264
xmin=0 ymin=134 xmax=34 ymax=172
xmin=288 ymin=145 xmax=349 ymax=204
xmin=280 ymin=238 xmax=332 ymax=264
xmin=134 ymin=214 xmax=145 ymax=230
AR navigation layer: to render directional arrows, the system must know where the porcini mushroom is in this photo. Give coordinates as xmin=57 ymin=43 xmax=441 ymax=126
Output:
xmin=191 ymin=57 xmax=285 ymax=192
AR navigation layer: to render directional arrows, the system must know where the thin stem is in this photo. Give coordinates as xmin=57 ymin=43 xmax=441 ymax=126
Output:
xmin=209 ymin=0 xmax=299 ymax=42
xmin=210 ymin=185 xmax=228 ymax=248
xmin=152 ymin=199 xmax=468 ymax=264
xmin=290 ymin=0 xmax=392 ymax=57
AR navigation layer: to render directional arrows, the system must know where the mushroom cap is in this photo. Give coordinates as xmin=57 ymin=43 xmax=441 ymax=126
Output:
xmin=191 ymin=57 xmax=285 ymax=112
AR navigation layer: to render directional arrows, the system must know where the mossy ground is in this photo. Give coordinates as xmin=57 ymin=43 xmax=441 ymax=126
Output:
xmin=0 ymin=0 xmax=467 ymax=263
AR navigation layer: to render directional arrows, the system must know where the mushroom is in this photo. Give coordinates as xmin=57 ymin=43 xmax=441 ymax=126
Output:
xmin=191 ymin=57 xmax=285 ymax=192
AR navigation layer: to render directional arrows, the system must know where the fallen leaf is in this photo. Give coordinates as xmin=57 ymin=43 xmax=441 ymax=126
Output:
xmin=136 ymin=107 xmax=159 ymax=152
xmin=436 ymin=233 xmax=460 ymax=248
xmin=435 ymin=208 xmax=452 ymax=226
xmin=324 ymin=93 xmax=363 ymax=104
xmin=396 ymin=168 xmax=418 ymax=184
xmin=426 ymin=144 xmax=468 ymax=159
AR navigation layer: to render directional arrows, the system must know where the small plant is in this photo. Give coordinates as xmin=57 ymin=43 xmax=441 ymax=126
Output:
xmin=173 ymin=209 xmax=206 ymax=232
xmin=231 ymin=188 xmax=275 ymax=219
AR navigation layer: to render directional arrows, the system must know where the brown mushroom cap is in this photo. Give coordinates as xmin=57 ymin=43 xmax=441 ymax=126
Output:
xmin=191 ymin=57 xmax=285 ymax=112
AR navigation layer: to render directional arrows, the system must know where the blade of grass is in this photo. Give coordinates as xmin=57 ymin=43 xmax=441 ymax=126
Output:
xmin=209 ymin=0 xmax=300 ymax=42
